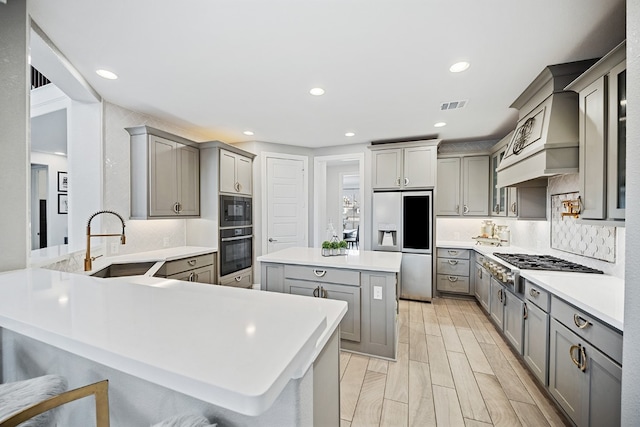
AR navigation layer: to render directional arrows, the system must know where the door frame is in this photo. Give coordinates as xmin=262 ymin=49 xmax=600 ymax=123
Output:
xmin=261 ymin=152 xmax=309 ymax=256
xmin=313 ymin=153 xmax=365 ymax=249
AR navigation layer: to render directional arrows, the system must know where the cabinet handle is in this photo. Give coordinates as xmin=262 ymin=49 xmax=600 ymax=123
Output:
xmin=178 ymin=202 xmax=182 ymax=213
xmin=235 ymin=276 xmax=242 ymax=282
xmin=497 ymin=288 xmax=502 ymax=302
xmin=188 ymin=272 xmax=195 ymax=282
xmin=313 ymin=286 xmax=320 ymax=297
xmin=313 ymin=269 xmax=327 ymax=277
xmin=573 ymin=314 xmax=592 ymax=329
xmin=456 ymin=204 xmax=460 ymax=214
xmin=448 ymin=276 xmax=458 ymax=282
xmin=321 ymin=286 xmax=328 ymax=298
xmin=234 ymin=182 xmax=241 ymax=192
xmin=448 ymin=250 xmax=458 ymax=255
xmin=396 ymin=177 xmax=401 ymax=186
xmin=463 ymin=205 xmax=469 ymax=214
xmin=173 ymin=202 xmax=180 ymax=214
xmin=188 ymin=259 xmax=196 ymax=266
xmin=404 ymin=177 xmax=409 ymax=186
xmin=529 ymin=288 xmax=540 ymax=298
xmin=523 ymin=303 xmax=528 ymax=320
xmin=194 ymin=273 xmax=199 ymax=282
xmin=495 ymin=204 xmax=500 ymax=212
xmin=511 ymin=202 xmax=517 ymax=213
xmin=569 ymin=345 xmax=587 ymax=372
xmin=478 ymin=268 xmax=482 ymax=279
xmin=448 ymin=259 xmax=459 ymax=265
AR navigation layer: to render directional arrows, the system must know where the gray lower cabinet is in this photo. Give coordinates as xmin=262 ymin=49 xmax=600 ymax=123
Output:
xmin=155 ymin=253 xmax=216 ymax=284
xmin=219 ymin=268 xmax=252 ymax=289
xmin=436 ymin=248 xmax=472 ymax=295
xmin=523 ymin=301 xmax=549 ymax=384
xmin=489 ymin=278 xmax=504 ymax=329
xmin=503 ymin=290 xmax=524 ymax=354
xmin=286 ymin=279 xmax=361 ymax=342
xmin=474 ymin=255 xmax=490 ymax=313
xmin=523 ymin=280 xmax=551 ymax=385
xmin=549 ymin=318 xmax=622 ymax=427
xmin=261 ymin=262 xmax=398 ymax=359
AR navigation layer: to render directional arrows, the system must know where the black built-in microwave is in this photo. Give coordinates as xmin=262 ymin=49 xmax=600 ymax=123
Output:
xmin=220 ymin=195 xmax=252 ymax=228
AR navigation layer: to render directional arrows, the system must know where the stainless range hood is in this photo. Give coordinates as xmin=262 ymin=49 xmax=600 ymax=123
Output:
xmin=497 ymin=59 xmax=598 ymax=187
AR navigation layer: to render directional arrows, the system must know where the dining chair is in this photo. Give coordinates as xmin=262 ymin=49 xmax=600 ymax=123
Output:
xmin=0 ymin=375 xmax=109 ymax=427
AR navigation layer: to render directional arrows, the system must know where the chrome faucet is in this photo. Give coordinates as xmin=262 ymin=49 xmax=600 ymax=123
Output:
xmin=84 ymin=210 xmax=126 ymax=271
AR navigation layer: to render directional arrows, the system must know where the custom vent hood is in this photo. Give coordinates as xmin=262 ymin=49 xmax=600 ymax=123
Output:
xmin=497 ymin=59 xmax=598 ymax=188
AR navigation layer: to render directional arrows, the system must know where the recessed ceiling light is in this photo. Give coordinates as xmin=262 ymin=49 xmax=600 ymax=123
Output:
xmin=243 ymin=131 xmax=254 ymax=136
xmin=96 ymin=69 xmax=118 ymax=80
xmin=345 ymin=132 xmax=355 ymax=137
xmin=434 ymin=122 xmax=447 ymax=128
xmin=309 ymin=87 xmax=325 ymax=96
xmin=449 ymin=61 xmax=470 ymax=73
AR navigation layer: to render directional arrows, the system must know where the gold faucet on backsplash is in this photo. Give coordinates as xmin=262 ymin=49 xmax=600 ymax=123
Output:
xmin=561 ymin=198 xmax=582 ymax=219
xmin=85 ymin=210 xmax=126 ymax=271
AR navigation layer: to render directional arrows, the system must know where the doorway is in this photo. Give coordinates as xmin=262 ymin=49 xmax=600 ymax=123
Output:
xmin=314 ymin=153 xmax=365 ymax=249
xmin=30 ymin=164 xmax=48 ymax=250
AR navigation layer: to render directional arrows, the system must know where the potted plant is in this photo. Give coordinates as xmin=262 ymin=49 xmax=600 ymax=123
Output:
xmin=339 ymin=240 xmax=348 ymax=255
xmin=330 ymin=241 xmax=340 ymax=256
xmin=321 ymin=241 xmax=331 ymax=256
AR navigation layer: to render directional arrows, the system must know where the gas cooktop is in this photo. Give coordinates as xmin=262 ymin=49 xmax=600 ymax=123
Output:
xmin=492 ymin=253 xmax=603 ymax=274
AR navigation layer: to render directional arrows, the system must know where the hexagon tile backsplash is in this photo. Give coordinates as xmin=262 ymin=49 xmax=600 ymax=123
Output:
xmin=551 ymin=192 xmax=616 ymax=262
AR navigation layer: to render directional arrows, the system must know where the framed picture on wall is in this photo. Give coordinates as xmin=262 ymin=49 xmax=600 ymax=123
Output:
xmin=58 ymin=194 xmax=68 ymax=214
xmin=57 ymin=171 xmax=68 ymax=192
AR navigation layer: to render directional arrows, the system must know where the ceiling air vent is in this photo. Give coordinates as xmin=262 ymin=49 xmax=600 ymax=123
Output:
xmin=440 ymin=99 xmax=468 ymax=111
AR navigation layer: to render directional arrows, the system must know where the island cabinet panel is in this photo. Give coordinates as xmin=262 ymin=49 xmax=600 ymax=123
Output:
xmin=286 ymin=279 xmax=361 ymax=342
xmin=262 ymin=263 xmax=285 ymax=293
xmin=260 ymin=260 xmax=398 ymax=359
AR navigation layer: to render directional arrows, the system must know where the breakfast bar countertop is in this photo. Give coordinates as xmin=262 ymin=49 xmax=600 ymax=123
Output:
xmin=0 ymin=267 xmax=347 ymax=416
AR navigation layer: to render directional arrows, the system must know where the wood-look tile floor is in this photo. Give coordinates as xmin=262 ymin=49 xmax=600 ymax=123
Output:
xmin=339 ymin=298 xmax=571 ymax=427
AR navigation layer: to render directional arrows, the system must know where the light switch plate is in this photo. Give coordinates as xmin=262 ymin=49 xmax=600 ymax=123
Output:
xmin=373 ymin=286 xmax=383 ymax=300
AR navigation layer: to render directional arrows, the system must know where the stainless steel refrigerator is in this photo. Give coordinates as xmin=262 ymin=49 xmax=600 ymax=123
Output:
xmin=372 ymin=191 xmax=434 ymax=301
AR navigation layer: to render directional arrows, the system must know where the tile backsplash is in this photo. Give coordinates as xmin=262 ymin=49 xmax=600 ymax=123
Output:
xmin=550 ymin=192 xmax=616 ymax=262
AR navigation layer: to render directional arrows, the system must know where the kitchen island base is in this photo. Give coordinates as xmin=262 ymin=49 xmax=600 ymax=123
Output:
xmin=1 ymin=328 xmax=340 ymax=426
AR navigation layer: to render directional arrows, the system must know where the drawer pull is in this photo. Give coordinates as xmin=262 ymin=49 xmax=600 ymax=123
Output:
xmin=529 ymin=288 xmax=540 ymax=297
xmin=573 ymin=314 xmax=592 ymax=329
xmin=523 ymin=303 xmax=528 ymax=320
xmin=448 ymin=250 xmax=458 ymax=256
xmin=313 ymin=269 xmax=327 ymax=277
xmin=477 ymin=268 xmax=482 ymax=279
xmin=188 ymin=272 xmax=195 ymax=282
xmin=448 ymin=259 xmax=459 ymax=265
xmin=447 ymin=276 xmax=458 ymax=282
xmin=321 ymin=286 xmax=328 ymax=298
xmin=235 ymin=276 xmax=242 ymax=282
xmin=188 ymin=259 xmax=197 ymax=266
xmin=313 ymin=286 xmax=320 ymax=297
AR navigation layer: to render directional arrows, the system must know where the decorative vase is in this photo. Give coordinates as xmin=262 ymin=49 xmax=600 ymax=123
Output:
xmin=322 ymin=248 xmax=330 ymax=256
xmin=340 ymin=248 xmax=347 ymax=255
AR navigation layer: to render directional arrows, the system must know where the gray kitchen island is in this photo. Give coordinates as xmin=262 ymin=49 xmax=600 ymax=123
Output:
xmin=258 ymin=247 xmax=402 ymax=360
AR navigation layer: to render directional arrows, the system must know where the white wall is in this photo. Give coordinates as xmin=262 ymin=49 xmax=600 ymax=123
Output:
xmin=30 ymin=152 xmax=68 ymax=246
xmin=621 ymin=0 xmax=639 ymax=420
xmin=0 ymin=1 xmax=29 ymax=272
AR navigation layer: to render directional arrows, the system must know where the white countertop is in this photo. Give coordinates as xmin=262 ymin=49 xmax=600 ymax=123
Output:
xmin=436 ymin=240 xmax=625 ymax=331
xmin=257 ymin=247 xmax=403 ymax=272
xmin=0 ymin=268 xmax=347 ymax=416
xmin=521 ymin=271 xmax=624 ymax=331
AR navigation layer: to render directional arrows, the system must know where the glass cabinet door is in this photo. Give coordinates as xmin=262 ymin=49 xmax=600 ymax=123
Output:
xmin=491 ymin=148 xmax=506 ymax=216
xmin=608 ymin=61 xmax=626 ymax=219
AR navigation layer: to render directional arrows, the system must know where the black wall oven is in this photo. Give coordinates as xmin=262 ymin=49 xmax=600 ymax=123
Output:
xmin=220 ymin=195 xmax=252 ymax=228
xmin=219 ymin=227 xmax=253 ymax=277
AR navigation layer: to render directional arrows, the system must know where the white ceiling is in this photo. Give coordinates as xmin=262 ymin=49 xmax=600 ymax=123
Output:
xmin=28 ymin=0 xmax=626 ymax=148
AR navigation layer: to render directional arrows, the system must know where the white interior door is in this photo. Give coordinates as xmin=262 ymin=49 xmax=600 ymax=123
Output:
xmin=266 ymin=156 xmax=307 ymax=253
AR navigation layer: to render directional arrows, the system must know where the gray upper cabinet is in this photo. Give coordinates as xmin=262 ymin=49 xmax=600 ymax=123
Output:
xmin=127 ymin=126 xmax=200 ymax=219
xmin=371 ymin=141 xmax=439 ymax=190
xmin=437 ymin=155 xmax=489 ymax=216
xmin=566 ymin=41 xmax=626 ymax=221
xmin=220 ymin=148 xmax=252 ymax=195
xmin=436 ymin=157 xmax=461 ymax=215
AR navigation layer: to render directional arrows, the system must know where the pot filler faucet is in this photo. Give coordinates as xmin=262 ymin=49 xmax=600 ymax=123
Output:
xmin=84 ymin=210 xmax=126 ymax=271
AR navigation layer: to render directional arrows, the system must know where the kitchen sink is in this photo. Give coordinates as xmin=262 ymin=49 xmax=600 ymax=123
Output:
xmin=90 ymin=262 xmax=156 ymax=278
